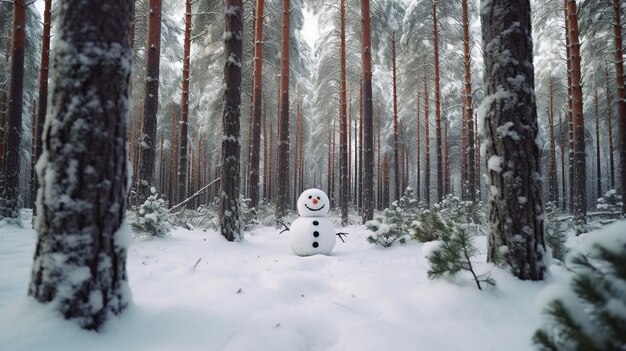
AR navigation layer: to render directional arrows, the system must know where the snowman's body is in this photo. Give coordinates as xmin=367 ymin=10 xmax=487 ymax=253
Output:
xmin=289 ymin=189 xmax=337 ymax=256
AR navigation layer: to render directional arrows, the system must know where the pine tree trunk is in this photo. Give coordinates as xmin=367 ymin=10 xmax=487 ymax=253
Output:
xmin=605 ymin=65 xmax=616 ymax=190
xmin=248 ymin=0 xmax=264 ymax=207
xmin=560 ymin=111 xmax=566 ymax=211
xmin=481 ymin=0 xmax=545 ymax=280
xmin=416 ymin=91 xmax=421 ymax=202
xmin=168 ymin=106 xmax=178 ymax=205
xmin=33 ymin=0 xmax=52 ymax=214
xmin=463 ymin=0 xmax=475 ymax=202
xmin=361 ymin=0 xmax=374 ymax=221
xmin=30 ymin=100 xmax=36 ymax=208
xmin=138 ymin=0 xmax=162 ymax=204
xmin=28 ymin=0 xmax=132 ymax=330
xmin=567 ymin=0 xmax=587 ymax=224
xmin=392 ymin=32 xmax=400 ymax=203
xmin=275 ymin=0 xmax=291 ymax=219
xmin=564 ymin=0 xmax=574 ymax=213
xmin=444 ymin=121 xmax=450 ymax=195
xmin=377 ymin=107 xmax=381 ymax=209
xmin=219 ymin=0 xmax=243 ymax=241
xmin=293 ymin=88 xmax=300 ymax=208
xmin=611 ymin=0 xmax=626 ymax=213
xmin=548 ymin=77 xmax=558 ymax=204
xmin=595 ymin=89 xmax=601 ymax=199
xmin=178 ymin=0 xmax=192 ymax=203
xmin=263 ymin=102 xmax=268 ymax=201
xmin=423 ymin=72 xmax=431 ymax=206
xmin=1 ymin=0 xmax=26 ymax=219
xmin=338 ymin=0 xmax=348 ymax=225
xmin=432 ymin=0 xmax=443 ymax=203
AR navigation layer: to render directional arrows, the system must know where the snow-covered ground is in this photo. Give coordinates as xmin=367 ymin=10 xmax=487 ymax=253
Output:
xmin=0 ymin=217 xmax=588 ymax=351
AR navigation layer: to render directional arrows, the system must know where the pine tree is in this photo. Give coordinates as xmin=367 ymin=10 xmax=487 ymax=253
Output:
xmin=28 ymin=0 xmax=133 ymax=330
xmin=480 ymin=0 xmax=546 ymax=280
xmin=533 ymin=224 xmax=626 ymax=350
xmin=275 ymin=0 xmax=290 ymax=219
xmin=220 ymin=0 xmax=243 ymax=242
xmin=178 ymin=0 xmax=192 ymax=203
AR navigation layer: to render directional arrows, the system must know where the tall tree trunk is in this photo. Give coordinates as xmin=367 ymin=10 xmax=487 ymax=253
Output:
xmin=612 ymin=0 xmax=626 ymax=213
xmin=338 ymin=0 xmax=348 ymax=225
xmin=178 ymin=0 xmax=192 ymax=203
xmin=377 ymin=106 xmax=381 ymax=209
xmin=168 ymin=106 xmax=178 ymax=205
xmin=605 ymin=65 xmax=616 ymax=189
xmin=444 ymin=121 xmax=450 ymax=195
xmin=33 ymin=0 xmax=52 ymax=215
xmin=263 ymin=101 xmax=268 ymax=201
xmin=275 ymin=0 xmax=291 ymax=218
xmin=220 ymin=0 xmax=243 ymax=241
xmin=416 ymin=90 xmax=421 ymax=202
xmin=559 ymin=111 xmax=566 ymax=211
xmin=481 ymin=0 xmax=545 ymax=280
xmin=567 ymin=0 xmax=587 ymax=224
xmin=548 ymin=77 xmax=558 ymax=204
xmin=564 ymin=0 xmax=574 ymax=213
xmin=30 ymin=100 xmax=37 ymax=208
xmin=28 ymin=0 xmax=132 ymax=330
xmin=423 ymin=71 xmax=431 ymax=206
xmin=138 ymin=0 xmax=162 ymax=204
xmin=432 ymin=0 xmax=443 ymax=203
xmin=248 ymin=0 xmax=264 ymax=208
xmin=568 ymin=105 xmax=574 ymax=211
xmin=595 ymin=89 xmax=601 ymax=199
xmin=392 ymin=32 xmax=400 ymax=203
xmin=1 ymin=0 xmax=26 ymax=219
xmin=293 ymin=87 xmax=300 ymax=208
xmin=361 ymin=0 xmax=374 ymax=221
xmin=463 ymin=0 xmax=475 ymax=202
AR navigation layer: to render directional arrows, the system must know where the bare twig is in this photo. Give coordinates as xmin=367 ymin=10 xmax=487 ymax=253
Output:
xmin=169 ymin=178 xmax=220 ymax=213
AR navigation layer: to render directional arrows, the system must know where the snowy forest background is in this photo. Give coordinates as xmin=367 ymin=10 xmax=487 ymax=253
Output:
xmin=1 ymin=0 xmax=626 ymax=350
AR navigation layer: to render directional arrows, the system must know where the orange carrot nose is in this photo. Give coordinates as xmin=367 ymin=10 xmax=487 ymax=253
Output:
xmin=312 ymin=198 xmax=319 ymax=205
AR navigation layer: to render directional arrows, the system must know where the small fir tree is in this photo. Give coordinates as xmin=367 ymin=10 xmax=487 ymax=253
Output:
xmin=427 ymin=228 xmax=495 ymax=290
xmin=544 ymin=201 xmax=569 ymax=262
xmin=131 ymin=187 xmax=172 ymax=238
xmin=596 ymin=189 xmax=623 ymax=216
xmin=365 ymin=201 xmax=410 ymax=247
xmin=533 ymin=223 xmax=626 ymax=351
xmin=410 ymin=209 xmax=455 ymax=243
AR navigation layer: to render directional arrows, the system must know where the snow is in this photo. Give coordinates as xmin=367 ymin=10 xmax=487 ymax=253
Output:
xmin=0 ymin=218 xmax=596 ymax=351
xmin=488 ymin=155 xmax=503 ymax=173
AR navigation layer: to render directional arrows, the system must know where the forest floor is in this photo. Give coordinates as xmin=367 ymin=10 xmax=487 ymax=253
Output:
xmin=0 ymin=213 xmax=613 ymax=351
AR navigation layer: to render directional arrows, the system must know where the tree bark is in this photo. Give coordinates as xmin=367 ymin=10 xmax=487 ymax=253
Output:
xmin=338 ymin=0 xmax=348 ymax=225
xmin=247 ymin=0 xmax=264 ymax=208
xmin=559 ymin=111 xmax=566 ymax=211
xmin=463 ymin=0 xmax=475 ymax=202
xmin=432 ymin=0 xmax=443 ymax=203
xmin=481 ymin=0 xmax=545 ymax=280
xmin=416 ymin=90 xmax=421 ymax=202
xmin=611 ymin=0 xmax=626 ymax=213
xmin=28 ymin=0 xmax=132 ymax=330
xmin=391 ymin=32 xmax=400 ymax=203
xmin=595 ymin=88 xmax=601 ymax=200
xmin=567 ymin=0 xmax=587 ymax=223
xmin=605 ymin=65 xmax=615 ymax=190
xmin=220 ymin=0 xmax=243 ymax=241
xmin=423 ymin=71 xmax=431 ymax=206
xmin=548 ymin=77 xmax=558 ymax=204
xmin=138 ymin=0 xmax=162 ymax=204
xmin=178 ymin=0 xmax=192 ymax=203
xmin=361 ymin=0 xmax=374 ymax=221
xmin=1 ymin=0 xmax=26 ymax=219
xmin=275 ymin=0 xmax=291 ymax=218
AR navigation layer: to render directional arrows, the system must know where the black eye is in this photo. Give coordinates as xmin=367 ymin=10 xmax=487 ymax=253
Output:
xmin=308 ymin=196 xmax=312 ymax=199
xmin=317 ymin=197 xmax=321 ymax=200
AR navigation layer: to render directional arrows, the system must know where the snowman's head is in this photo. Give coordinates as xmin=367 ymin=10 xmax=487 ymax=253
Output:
xmin=297 ymin=189 xmax=330 ymax=217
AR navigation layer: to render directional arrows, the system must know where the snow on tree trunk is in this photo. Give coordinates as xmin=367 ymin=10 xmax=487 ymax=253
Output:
xmin=361 ymin=0 xmax=374 ymax=223
xmin=28 ymin=0 xmax=133 ymax=330
xmin=479 ymin=0 xmax=546 ymax=280
xmin=220 ymin=0 xmax=243 ymax=242
xmin=611 ymin=0 xmax=626 ymax=215
xmin=275 ymin=0 xmax=291 ymax=219
xmin=137 ymin=0 xmax=162 ymax=204
xmin=1 ymin=0 xmax=26 ymax=219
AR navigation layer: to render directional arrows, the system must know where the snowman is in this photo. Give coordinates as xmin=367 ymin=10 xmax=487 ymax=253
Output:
xmin=285 ymin=189 xmax=346 ymax=256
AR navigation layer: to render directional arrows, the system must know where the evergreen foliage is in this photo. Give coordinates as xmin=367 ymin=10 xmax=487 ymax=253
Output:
xmin=544 ymin=201 xmax=569 ymax=261
xmin=411 ymin=209 xmax=455 ymax=243
xmin=131 ymin=187 xmax=172 ymax=238
xmin=596 ymin=189 xmax=623 ymax=217
xmin=365 ymin=201 xmax=410 ymax=247
xmin=533 ymin=225 xmax=626 ymax=351
xmin=427 ymin=228 xmax=495 ymax=290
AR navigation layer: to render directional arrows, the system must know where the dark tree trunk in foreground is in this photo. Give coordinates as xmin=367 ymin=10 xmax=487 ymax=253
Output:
xmin=361 ymin=0 xmax=374 ymax=223
xmin=33 ymin=0 xmax=52 ymax=215
xmin=612 ymin=0 xmax=626 ymax=214
xmin=275 ymin=0 xmax=290 ymax=218
xmin=178 ymin=0 xmax=192 ymax=203
xmin=567 ymin=0 xmax=587 ymax=224
xmin=1 ymin=0 xmax=26 ymax=219
xmin=220 ymin=0 xmax=243 ymax=241
xmin=28 ymin=0 xmax=133 ymax=330
xmin=248 ymin=0 xmax=265 ymax=208
xmin=138 ymin=0 xmax=162 ymax=204
xmin=481 ymin=0 xmax=545 ymax=280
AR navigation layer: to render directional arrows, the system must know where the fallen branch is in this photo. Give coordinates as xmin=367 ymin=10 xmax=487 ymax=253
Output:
xmin=169 ymin=178 xmax=220 ymax=213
